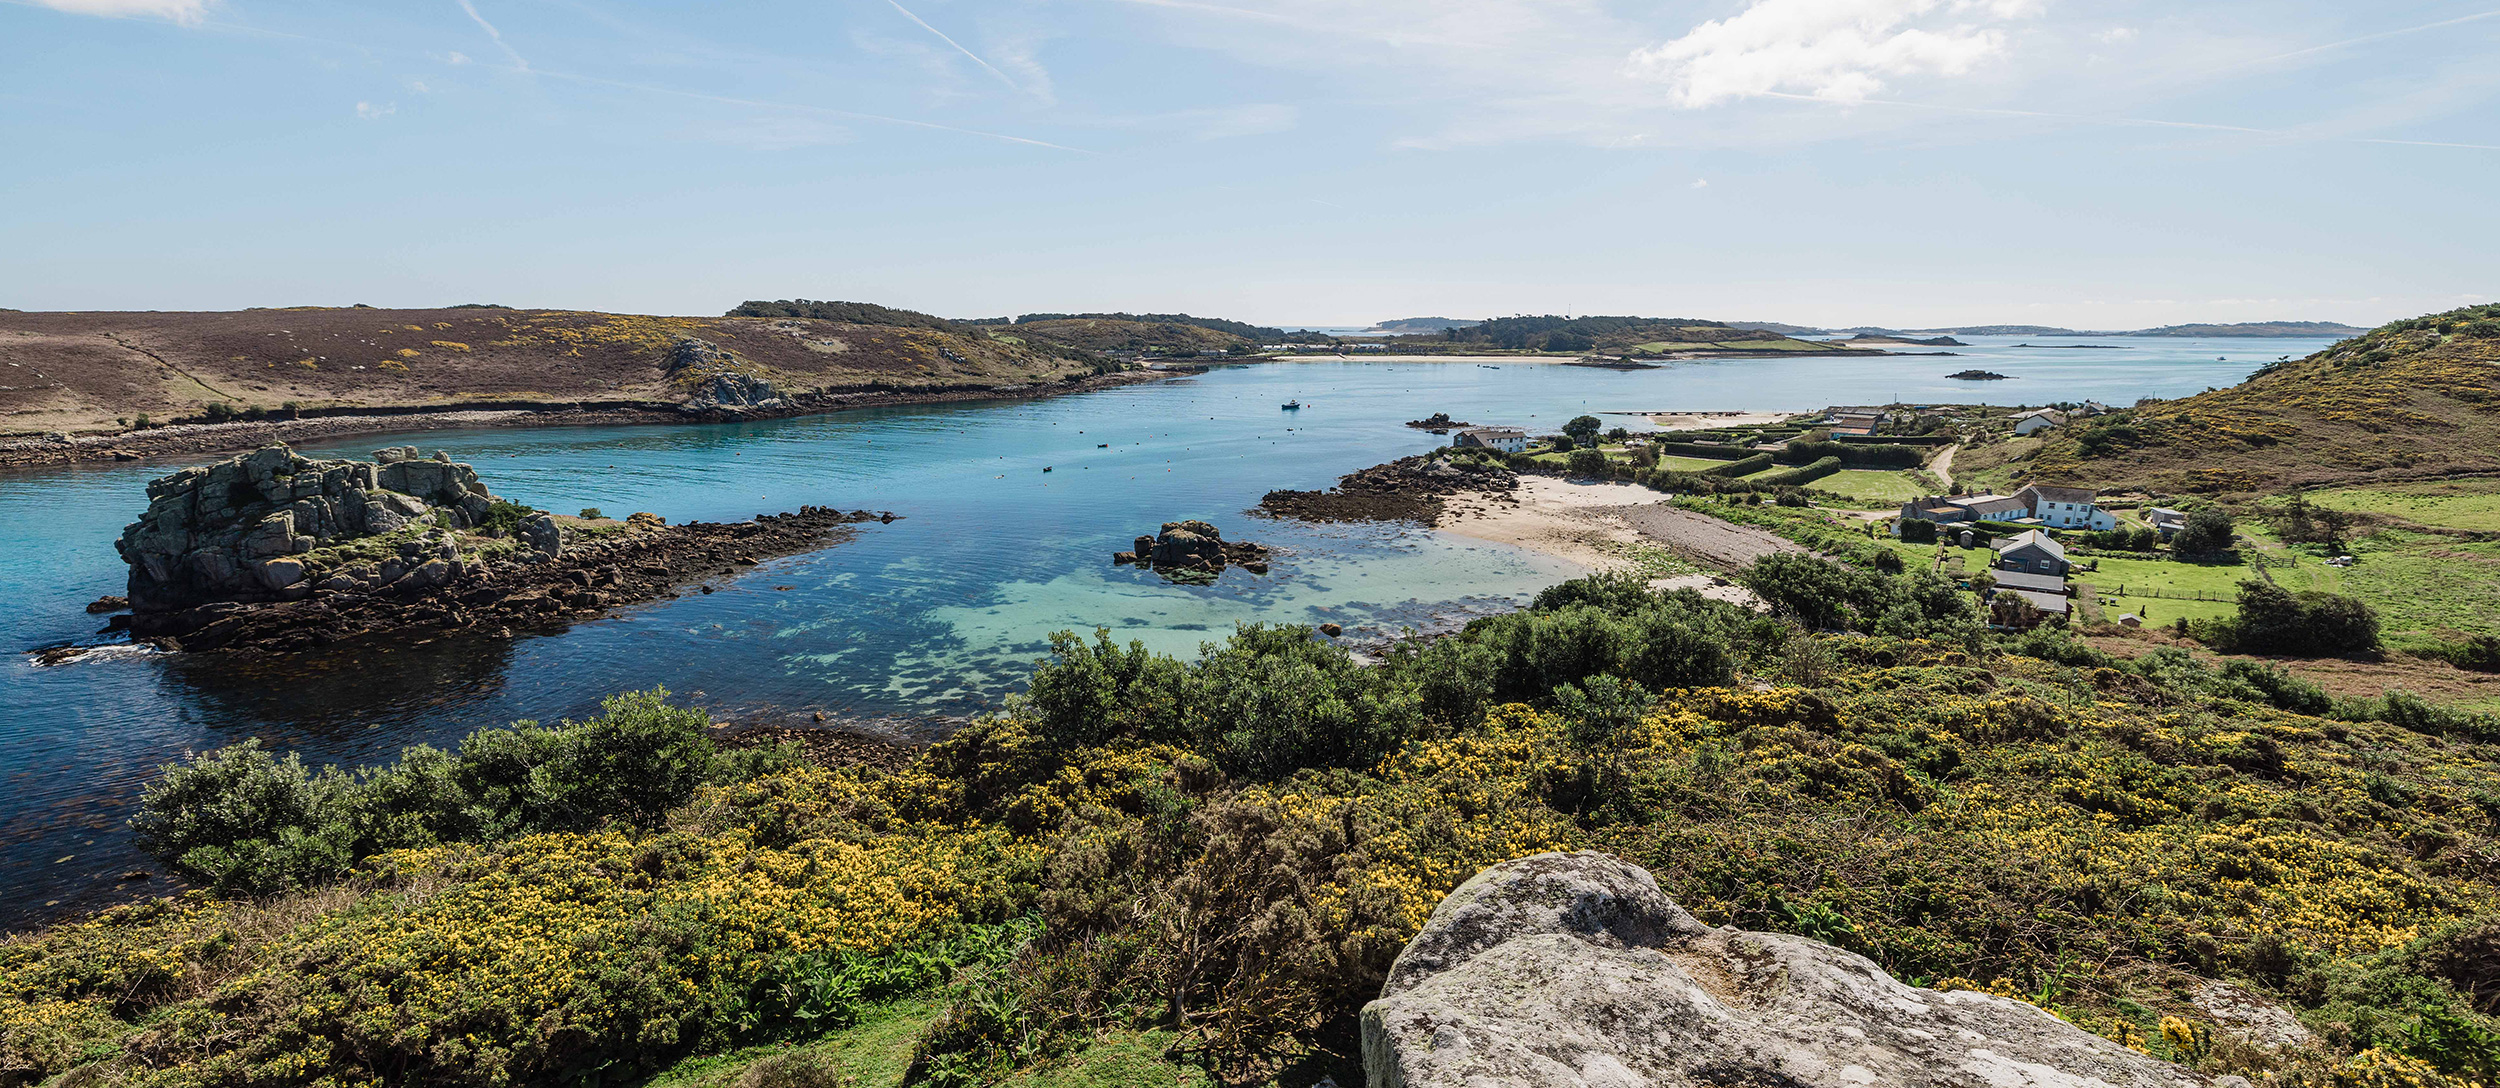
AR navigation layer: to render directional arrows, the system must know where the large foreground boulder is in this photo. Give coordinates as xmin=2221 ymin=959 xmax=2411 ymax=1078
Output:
xmin=1363 ymin=852 xmax=2231 ymax=1088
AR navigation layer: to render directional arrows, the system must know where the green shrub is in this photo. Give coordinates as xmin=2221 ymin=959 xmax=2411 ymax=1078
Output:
xmin=131 ymin=690 xmax=723 ymax=893
xmin=1566 ymin=448 xmax=1610 ymax=477
xmin=128 ymin=741 xmax=361 ymax=896
xmin=2173 ymin=509 xmax=2236 ymax=556
xmin=2218 ymin=580 xmax=2381 ymax=656
xmin=1703 ymin=453 xmax=1773 ymax=477
xmin=1755 ymin=456 xmax=1843 ymax=487
xmin=1899 ymin=518 xmax=1940 ymax=544
xmin=476 ymin=499 xmax=537 ymax=535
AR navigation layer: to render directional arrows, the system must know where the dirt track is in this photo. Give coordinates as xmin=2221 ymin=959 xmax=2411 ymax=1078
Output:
xmin=1602 ymin=502 xmax=1805 ymax=570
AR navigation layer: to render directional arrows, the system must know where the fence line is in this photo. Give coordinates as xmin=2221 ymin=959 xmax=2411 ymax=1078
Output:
xmin=2092 ymin=585 xmax=2236 ymax=603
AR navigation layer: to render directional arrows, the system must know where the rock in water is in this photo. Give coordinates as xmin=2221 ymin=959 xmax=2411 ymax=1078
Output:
xmin=115 ymin=444 xmax=499 ymax=614
xmin=1363 ymin=852 xmax=2230 ymax=1088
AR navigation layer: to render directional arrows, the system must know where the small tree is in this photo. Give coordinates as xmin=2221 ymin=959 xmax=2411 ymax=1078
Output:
xmin=1899 ymin=518 xmax=1939 ymax=544
xmin=2173 ymin=509 xmax=2236 ymax=556
xmin=1563 ymin=415 xmax=1603 ymax=446
xmin=1567 ymin=448 xmax=1610 ymax=477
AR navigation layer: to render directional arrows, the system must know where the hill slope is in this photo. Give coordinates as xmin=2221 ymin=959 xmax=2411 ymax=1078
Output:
xmin=0 ymin=307 xmax=1103 ymax=437
xmin=1987 ymin=305 xmax=2500 ymax=492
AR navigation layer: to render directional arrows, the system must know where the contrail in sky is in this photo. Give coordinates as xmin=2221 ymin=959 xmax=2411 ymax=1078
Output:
xmin=885 ymin=0 xmax=1020 ymax=92
xmin=2219 ymin=8 xmax=2500 ymax=73
xmin=454 ymin=0 xmax=529 ymax=71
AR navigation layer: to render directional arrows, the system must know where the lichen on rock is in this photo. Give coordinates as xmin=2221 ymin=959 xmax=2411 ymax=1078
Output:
xmin=1363 ymin=851 xmax=2237 ymax=1088
xmin=114 ymin=444 xmax=514 ymax=614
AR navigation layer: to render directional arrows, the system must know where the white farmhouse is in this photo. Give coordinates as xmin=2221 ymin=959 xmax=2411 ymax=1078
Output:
xmin=2013 ymin=484 xmax=2119 ymax=531
xmin=1454 ymin=427 xmax=1528 ymax=454
xmin=2013 ymin=409 xmax=2067 ymax=436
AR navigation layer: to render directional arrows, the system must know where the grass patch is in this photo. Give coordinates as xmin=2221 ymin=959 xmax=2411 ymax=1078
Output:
xmin=1814 ymin=469 xmax=1928 ymax=506
xmin=2311 ymin=478 xmax=2500 ymax=533
xmin=644 ymin=999 xmax=944 ymax=1088
xmin=2339 ymin=535 xmax=2500 ymax=647
xmin=1655 ymin=454 xmax=1743 ymax=472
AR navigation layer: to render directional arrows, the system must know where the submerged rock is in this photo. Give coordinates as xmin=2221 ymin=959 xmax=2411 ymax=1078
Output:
xmin=1364 ymin=852 xmax=2230 ymax=1088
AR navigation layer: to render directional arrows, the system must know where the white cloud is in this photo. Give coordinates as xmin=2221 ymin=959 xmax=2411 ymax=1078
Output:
xmin=30 ymin=0 xmax=207 ymax=20
xmin=1627 ymin=0 xmax=2039 ymax=107
xmin=1690 ymin=177 xmax=1710 ymax=188
xmin=2096 ymin=26 xmax=2137 ymax=43
xmin=355 ymin=101 xmax=396 ymax=120
xmin=445 ymin=51 xmax=473 ymax=66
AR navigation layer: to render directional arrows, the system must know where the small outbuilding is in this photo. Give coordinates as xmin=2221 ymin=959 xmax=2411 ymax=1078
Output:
xmin=1994 ymin=529 xmax=2068 ymax=576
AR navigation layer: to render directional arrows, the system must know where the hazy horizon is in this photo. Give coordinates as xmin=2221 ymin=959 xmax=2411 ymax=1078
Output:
xmin=5 ymin=0 xmax=2494 ymax=329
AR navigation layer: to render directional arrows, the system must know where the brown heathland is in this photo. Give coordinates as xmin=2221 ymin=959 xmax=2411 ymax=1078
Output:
xmin=0 ymin=307 xmax=1098 ymax=437
xmin=1957 ymin=306 xmax=2500 ymax=493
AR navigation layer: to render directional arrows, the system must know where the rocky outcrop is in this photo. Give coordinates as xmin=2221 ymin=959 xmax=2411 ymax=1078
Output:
xmin=668 ymin=337 xmax=783 ymax=412
xmin=120 ymin=506 xmax=893 ymax=654
xmin=1112 ymin=520 xmax=1269 ymax=577
xmin=1406 ymin=412 xmax=1472 ymax=434
xmin=96 ymin=443 xmax=898 ymax=655
xmin=1364 ymin=852 xmax=2232 ymax=1088
xmin=1258 ymin=454 xmax=1517 ymax=524
xmin=115 ymin=444 xmax=504 ymax=613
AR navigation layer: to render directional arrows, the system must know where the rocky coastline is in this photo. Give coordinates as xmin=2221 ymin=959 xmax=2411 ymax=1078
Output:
xmin=1256 ymin=453 xmax=1519 ymax=524
xmin=57 ymin=444 xmax=893 ymax=658
xmin=0 ymin=369 xmax=1174 ymax=472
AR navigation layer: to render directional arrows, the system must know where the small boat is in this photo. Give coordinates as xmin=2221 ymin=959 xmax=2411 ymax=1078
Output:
xmin=1479 ymin=364 xmax=1499 ymax=369
xmin=1281 ymin=400 xmax=1303 ymax=410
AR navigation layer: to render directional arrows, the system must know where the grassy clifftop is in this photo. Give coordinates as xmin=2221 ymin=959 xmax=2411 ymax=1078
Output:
xmin=1988 ymin=305 xmax=2500 ymax=493
xmin=0 ymin=307 xmax=1107 ymax=437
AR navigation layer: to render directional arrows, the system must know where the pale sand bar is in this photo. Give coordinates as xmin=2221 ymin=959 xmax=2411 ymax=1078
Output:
xmin=1435 ymin=476 xmax=1783 ymax=607
xmin=1643 ymin=410 xmax=1799 ymax=429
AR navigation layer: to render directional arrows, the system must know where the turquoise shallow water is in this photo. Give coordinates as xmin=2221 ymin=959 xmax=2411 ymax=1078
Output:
xmin=0 ymin=336 xmax=2328 ymax=926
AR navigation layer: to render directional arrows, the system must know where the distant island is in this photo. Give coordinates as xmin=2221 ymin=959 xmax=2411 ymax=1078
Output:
xmin=1945 ymin=369 xmax=2010 ymax=380
xmin=1758 ymin=320 xmax=2371 ymax=339
xmin=1364 ymin=316 xmax=1474 ymax=334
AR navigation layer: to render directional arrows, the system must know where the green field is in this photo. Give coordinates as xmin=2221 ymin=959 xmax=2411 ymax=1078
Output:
xmin=1656 ymin=453 xmax=1745 ymax=472
xmin=2311 ymin=479 xmax=2500 ymax=533
xmin=1814 ymin=469 xmax=1928 ymax=506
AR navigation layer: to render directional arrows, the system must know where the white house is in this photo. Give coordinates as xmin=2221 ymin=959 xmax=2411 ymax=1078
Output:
xmin=2013 ymin=484 xmax=2120 ymax=531
xmin=2013 ymin=409 xmax=2067 ymax=436
xmin=1454 ymin=427 xmax=1528 ymax=454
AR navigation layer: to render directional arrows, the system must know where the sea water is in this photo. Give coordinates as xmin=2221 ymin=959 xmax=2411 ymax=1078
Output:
xmin=0 ymin=336 xmax=2330 ymax=925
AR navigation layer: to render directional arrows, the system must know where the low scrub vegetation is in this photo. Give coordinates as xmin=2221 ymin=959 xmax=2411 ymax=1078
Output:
xmin=6 ymin=568 xmax=2498 ymax=1088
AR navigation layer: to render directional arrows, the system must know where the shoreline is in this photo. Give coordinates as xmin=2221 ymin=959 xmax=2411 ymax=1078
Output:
xmin=1432 ymin=476 xmax=1782 ymax=606
xmin=0 ymin=369 xmax=1179 ymax=473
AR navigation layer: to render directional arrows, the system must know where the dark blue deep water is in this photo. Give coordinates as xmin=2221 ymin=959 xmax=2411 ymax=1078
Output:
xmin=0 ymin=338 xmax=2326 ymax=927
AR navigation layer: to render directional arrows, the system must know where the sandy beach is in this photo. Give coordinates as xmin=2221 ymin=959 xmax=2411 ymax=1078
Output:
xmin=1641 ymin=410 xmax=1798 ymax=429
xmin=1435 ymin=476 xmax=1795 ymax=606
xmin=1258 ymin=353 xmax=1570 ymax=365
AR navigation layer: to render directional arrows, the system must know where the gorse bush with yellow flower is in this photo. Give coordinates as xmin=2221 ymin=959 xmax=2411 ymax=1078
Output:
xmin=6 ymin=565 xmax=2500 ymax=1086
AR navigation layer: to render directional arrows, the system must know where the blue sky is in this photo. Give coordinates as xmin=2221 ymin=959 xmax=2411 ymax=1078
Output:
xmin=2 ymin=0 xmax=2495 ymax=328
